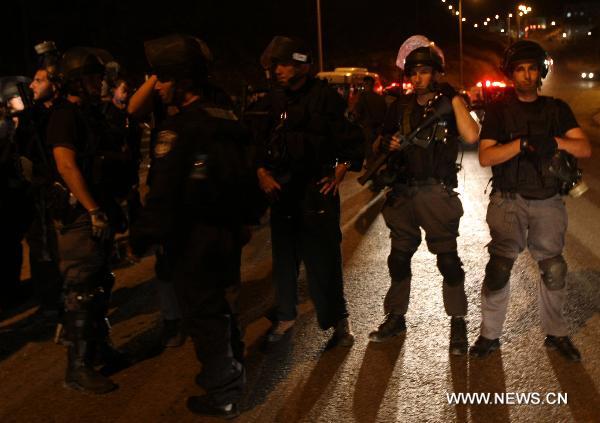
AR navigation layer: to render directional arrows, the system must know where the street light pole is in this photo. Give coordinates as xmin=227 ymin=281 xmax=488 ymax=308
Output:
xmin=507 ymin=13 xmax=512 ymax=44
xmin=316 ymin=0 xmax=324 ymax=72
xmin=459 ymin=0 xmax=463 ymax=88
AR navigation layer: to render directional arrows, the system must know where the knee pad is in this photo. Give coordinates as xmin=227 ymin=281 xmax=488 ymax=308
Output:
xmin=539 ymin=255 xmax=567 ymax=290
xmin=483 ymin=255 xmax=515 ymax=291
xmin=436 ymin=252 xmax=465 ymax=286
xmin=387 ymin=249 xmax=413 ymax=281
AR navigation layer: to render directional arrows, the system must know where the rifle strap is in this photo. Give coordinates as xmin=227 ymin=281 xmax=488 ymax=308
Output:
xmin=402 ymin=98 xmax=414 ymax=136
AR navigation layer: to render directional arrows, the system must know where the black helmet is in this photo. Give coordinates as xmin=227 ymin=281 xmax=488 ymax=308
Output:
xmin=0 ymin=76 xmax=32 ymax=106
xmin=404 ymin=46 xmax=444 ymax=74
xmin=501 ymin=40 xmax=549 ymax=78
xmin=59 ymin=47 xmax=105 ymax=82
xmin=260 ymin=36 xmax=312 ymax=69
xmin=144 ymin=34 xmax=209 ymax=82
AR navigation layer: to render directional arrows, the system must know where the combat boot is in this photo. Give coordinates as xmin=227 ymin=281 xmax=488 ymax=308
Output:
xmin=186 ymin=395 xmax=240 ymax=419
xmin=449 ymin=317 xmax=468 ymax=355
xmin=368 ymin=313 xmax=406 ymax=343
xmin=469 ymin=335 xmax=500 ymax=358
xmin=65 ymin=340 xmax=117 ymax=394
xmin=329 ymin=317 xmax=355 ymax=347
xmin=162 ymin=318 xmax=186 ymax=348
xmin=544 ymin=335 xmax=581 ymax=362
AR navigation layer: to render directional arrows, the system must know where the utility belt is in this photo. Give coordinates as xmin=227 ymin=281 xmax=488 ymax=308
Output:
xmin=393 ymin=177 xmax=448 ymax=190
xmin=391 ymin=177 xmax=456 ymax=198
xmin=491 ymin=190 xmax=557 ymax=201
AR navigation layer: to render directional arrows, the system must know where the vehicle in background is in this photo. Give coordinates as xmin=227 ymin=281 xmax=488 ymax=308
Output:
xmin=580 ymin=70 xmax=599 ymax=81
xmin=467 ymin=79 xmax=509 ymax=109
xmin=382 ymin=81 xmax=413 ymax=97
xmin=316 ymin=67 xmax=382 ymax=108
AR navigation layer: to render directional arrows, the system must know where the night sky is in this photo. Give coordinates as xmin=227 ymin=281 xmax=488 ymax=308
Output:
xmin=1 ymin=0 xmax=569 ymax=90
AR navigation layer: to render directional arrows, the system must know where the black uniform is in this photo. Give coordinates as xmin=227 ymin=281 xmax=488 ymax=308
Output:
xmin=131 ymin=99 xmax=259 ymax=406
xmin=379 ymin=93 xmax=467 ymax=317
xmin=46 ymin=99 xmax=124 ymax=373
xmin=256 ymin=77 xmax=364 ymax=330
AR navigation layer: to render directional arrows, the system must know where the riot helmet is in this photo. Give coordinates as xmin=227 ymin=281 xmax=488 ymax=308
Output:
xmin=501 ymin=40 xmax=550 ymax=79
xmin=0 ymin=76 xmax=32 ymax=106
xmin=59 ymin=47 xmax=105 ymax=82
xmin=404 ymin=47 xmax=444 ymax=75
xmin=144 ymin=34 xmax=209 ymax=83
xmin=396 ymin=35 xmax=445 ymax=74
xmin=260 ymin=36 xmax=312 ymax=69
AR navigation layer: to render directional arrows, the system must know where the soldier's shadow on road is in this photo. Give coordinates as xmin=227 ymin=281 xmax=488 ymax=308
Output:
xmin=273 ymin=344 xmax=351 ymax=422
xmin=241 ymin=320 xmax=300 ymax=412
xmin=0 ymin=314 xmax=55 ymax=363
xmin=353 ymin=335 xmax=405 ymax=423
xmin=546 ymin=350 xmax=600 ymax=422
xmin=467 ymin=352 xmax=510 ymax=423
xmin=450 ymin=355 xmax=468 ymax=423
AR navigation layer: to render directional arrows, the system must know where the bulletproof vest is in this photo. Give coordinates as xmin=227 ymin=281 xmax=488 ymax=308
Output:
xmin=491 ymin=95 xmax=561 ymax=199
xmin=181 ymin=103 xmax=260 ymax=224
xmin=395 ymin=95 xmax=460 ymax=186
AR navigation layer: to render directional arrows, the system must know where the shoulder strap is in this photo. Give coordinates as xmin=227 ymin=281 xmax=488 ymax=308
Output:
xmin=401 ymin=97 xmax=415 ymax=135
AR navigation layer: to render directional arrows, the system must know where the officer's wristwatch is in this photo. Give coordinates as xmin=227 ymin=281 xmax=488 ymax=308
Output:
xmin=339 ymin=160 xmax=353 ymax=170
xmin=519 ymin=136 xmax=529 ymax=152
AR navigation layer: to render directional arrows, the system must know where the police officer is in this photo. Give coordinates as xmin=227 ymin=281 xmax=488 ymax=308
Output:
xmin=17 ymin=56 xmax=64 ymax=317
xmin=469 ymin=41 xmax=591 ymax=361
xmin=47 ymin=47 xmax=128 ymax=393
xmin=256 ymin=36 xmax=364 ymax=346
xmin=368 ymin=36 xmax=480 ymax=355
xmin=130 ymin=34 xmax=260 ymax=419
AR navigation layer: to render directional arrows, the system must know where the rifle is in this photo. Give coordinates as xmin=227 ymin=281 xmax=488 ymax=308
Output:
xmin=357 ymin=94 xmax=453 ymax=185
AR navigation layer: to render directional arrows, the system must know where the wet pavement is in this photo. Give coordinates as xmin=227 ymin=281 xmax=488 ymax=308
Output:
xmin=1 ymin=64 xmax=599 ymax=423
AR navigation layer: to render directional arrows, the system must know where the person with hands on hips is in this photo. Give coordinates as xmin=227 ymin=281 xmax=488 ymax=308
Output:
xmin=256 ymin=35 xmax=364 ymax=347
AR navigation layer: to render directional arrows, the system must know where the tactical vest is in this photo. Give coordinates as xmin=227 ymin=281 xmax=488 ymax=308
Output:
xmin=491 ymin=95 xmax=563 ymax=199
xmin=393 ymin=95 xmax=460 ymax=187
xmin=182 ymin=103 xmax=262 ymax=225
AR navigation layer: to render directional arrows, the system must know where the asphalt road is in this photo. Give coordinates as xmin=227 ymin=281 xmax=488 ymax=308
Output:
xmin=1 ymin=64 xmax=599 ymax=422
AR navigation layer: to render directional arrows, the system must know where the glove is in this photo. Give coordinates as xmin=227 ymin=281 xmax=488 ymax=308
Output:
xmin=438 ymin=82 xmax=458 ymax=100
xmin=381 ymin=135 xmax=394 ymax=153
xmin=522 ymin=134 xmax=557 ymax=158
xmin=89 ymin=209 xmax=110 ymax=241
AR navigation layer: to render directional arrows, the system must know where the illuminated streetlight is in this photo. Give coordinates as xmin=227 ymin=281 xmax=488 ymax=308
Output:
xmin=484 ymin=21 xmax=488 ymax=26
xmin=455 ymin=11 xmax=459 ymax=16
xmin=474 ymin=23 xmax=478 ymax=28
xmin=449 ymin=5 xmax=453 ymax=9
xmin=551 ymin=21 xmax=556 ymax=26
xmin=462 ymin=17 xmax=466 ymax=21
xmin=501 ymin=29 xmax=505 ymax=32
xmin=487 ymin=17 xmax=491 ymax=21
xmin=495 ymin=14 xmax=499 ymax=19
xmin=562 ymin=32 xmax=567 ymax=38
xmin=588 ymin=31 xmax=592 ymax=36
xmin=509 ymin=13 xmax=513 ymax=17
